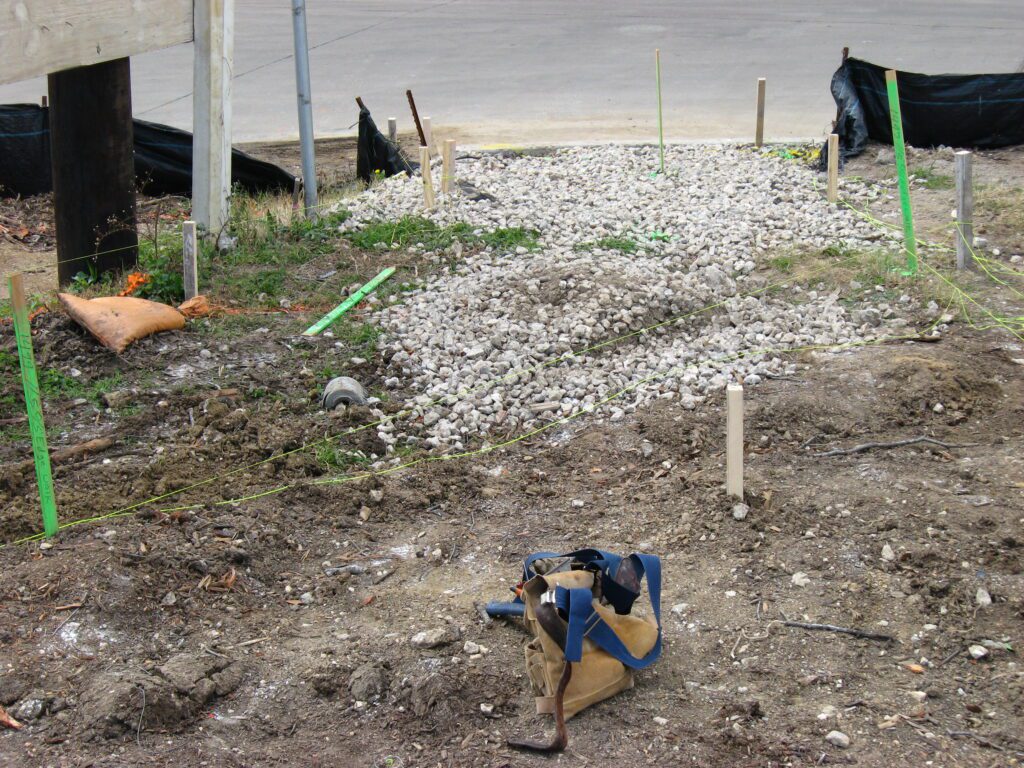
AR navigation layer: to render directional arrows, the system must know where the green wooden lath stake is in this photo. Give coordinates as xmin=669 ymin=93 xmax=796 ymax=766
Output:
xmin=885 ymin=69 xmax=918 ymax=276
xmin=8 ymin=273 xmax=59 ymax=538
xmin=302 ymin=267 xmax=396 ymax=336
xmin=655 ymin=49 xmax=665 ymax=174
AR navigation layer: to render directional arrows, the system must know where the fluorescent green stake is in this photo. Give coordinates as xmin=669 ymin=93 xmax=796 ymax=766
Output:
xmin=885 ymin=69 xmax=918 ymax=276
xmin=302 ymin=267 xmax=396 ymax=336
xmin=8 ymin=273 xmax=59 ymax=538
xmin=655 ymin=49 xmax=665 ymax=174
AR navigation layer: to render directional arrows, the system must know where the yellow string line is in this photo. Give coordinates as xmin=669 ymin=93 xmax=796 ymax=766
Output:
xmin=7 ymin=329 xmax=923 ymax=546
xmin=815 ymin=176 xmax=1024 ymax=341
xmin=10 ymin=161 xmax=971 ymax=544
xmin=4 ymin=247 xmax=866 ymax=536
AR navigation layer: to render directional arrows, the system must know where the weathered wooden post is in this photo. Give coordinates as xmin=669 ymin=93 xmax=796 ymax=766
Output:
xmin=48 ymin=59 xmax=138 ymax=284
xmin=755 ymin=78 xmax=766 ymax=148
xmin=955 ymin=151 xmax=974 ymax=270
xmin=193 ymin=0 xmax=235 ymax=239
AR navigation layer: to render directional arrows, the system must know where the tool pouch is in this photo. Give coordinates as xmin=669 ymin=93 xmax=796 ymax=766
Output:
xmin=511 ymin=550 xmax=662 ymax=750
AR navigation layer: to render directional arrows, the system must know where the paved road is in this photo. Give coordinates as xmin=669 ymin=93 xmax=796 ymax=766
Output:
xmin=2 ymin=1 xmax=1023 ymax=145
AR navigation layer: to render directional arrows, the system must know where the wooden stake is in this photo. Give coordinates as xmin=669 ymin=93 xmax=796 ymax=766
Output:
xmin=827 ymin=133 xmax=839 ymax=203
xmin=955 ymin=150 xmax=974 ymax=270
xmin=755 ymin=78 xmax=766 ymax=147
xmin=885 ymin=69 xmax=918 ymax=275
xmin=388 ymin=117 xmax=398 ymax=144
xmin=442 ymin=139 xmax=455 ymax=194
xmin=420 ymin=147 xmax=435 ymax=209
xmin=422 ymin=116 xmax=434 ymax=156
xmin=48 ymin=58 xmax=138 ymax=284
xmin=182 ymin=221 xmax=199 ymax=300
xmin=291 ymin=177 xmax=302 ymax=217
xmin=726 ymin=383 xmax=743 ymax=499
xmin=655 ymin=48 xmax=665 ymax=174
xmin=406 ymin=89 xmax=427 ymax=147
xmin=8 ymin=273 xmax=59 ymax=539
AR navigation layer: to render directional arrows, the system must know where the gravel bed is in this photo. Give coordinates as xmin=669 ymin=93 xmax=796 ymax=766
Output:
xmin=335 ymin=144 xmax=903 ymax=453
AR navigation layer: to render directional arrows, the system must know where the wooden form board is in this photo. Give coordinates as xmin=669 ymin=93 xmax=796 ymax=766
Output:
xmin=0 ymin=0 xmax=193 ymax=85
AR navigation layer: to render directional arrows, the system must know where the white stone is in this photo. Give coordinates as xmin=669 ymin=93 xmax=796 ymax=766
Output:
xmin=825 ymin=730 xmax=850 ymax=749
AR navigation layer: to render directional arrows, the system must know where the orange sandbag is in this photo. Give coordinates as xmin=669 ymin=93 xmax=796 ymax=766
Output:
xmin=58 ymin=293 xmax=186 ymax=353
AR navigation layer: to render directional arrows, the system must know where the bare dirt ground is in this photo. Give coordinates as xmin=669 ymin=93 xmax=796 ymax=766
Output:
xmin=1 ymin=143 xmax=1022 ymax=768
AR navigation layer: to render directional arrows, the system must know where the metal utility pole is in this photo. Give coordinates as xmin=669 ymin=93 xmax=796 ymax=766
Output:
xmin=291 ymin=0 xmax=318 ymax=219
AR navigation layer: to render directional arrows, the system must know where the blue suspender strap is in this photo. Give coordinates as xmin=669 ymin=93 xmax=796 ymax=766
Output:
xmin=556 ymin=587 xmax=595 ymax=663
xmin=552 ymin=553 xmax=662 ymax=669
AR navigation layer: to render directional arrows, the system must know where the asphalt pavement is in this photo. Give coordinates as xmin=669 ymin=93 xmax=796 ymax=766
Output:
xmin=2 ymin=1 xmax=1022 ymax=145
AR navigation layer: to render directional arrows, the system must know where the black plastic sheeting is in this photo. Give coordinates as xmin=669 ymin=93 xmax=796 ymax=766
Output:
xmin=0 ymin=104 xmax=296 ymax=198
xmin=825 ymin=57 xmax=1024 ymax=164
xmin=355 ymin=106 xmax=415 ymax=183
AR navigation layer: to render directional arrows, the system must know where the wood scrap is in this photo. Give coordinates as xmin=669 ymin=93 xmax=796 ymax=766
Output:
xmin=815 ymin=436 xmax=972 ymax=457
xmin=782 ymin=620 xmax=895 ymax=643
xmin=0 ymin=705 xmax=22 ymax=730
xmin=14 ymin=437 xmax=114 ymax=474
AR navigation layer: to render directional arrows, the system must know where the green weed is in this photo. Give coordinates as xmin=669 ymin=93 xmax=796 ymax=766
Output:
xmin=911 ymin=165 xmax=954 ymax=191
xmin=315 ymin=444 xmax=371 ymax=472
xmin=345 ymin=216 xmax=538 ymax=253
xmin=577 ymin=236 xmax=639 ymax=254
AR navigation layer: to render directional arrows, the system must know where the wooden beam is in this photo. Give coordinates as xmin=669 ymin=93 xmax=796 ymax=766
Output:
xmin=192 ymin=0 xmax=234 ymax=240
xmin=0 ymin=0 xmax=193 ymax=86
xmin=48 ymin=58 xmax=137 ymax=285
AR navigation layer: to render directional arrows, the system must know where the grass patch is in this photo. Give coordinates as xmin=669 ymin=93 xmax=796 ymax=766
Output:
xmin=576 ymin=236 xmax=639 ymax=254
xmin=911 ymin=165 xmax=954 ymax=191
xmin=976 ymin=185 xmax=1024 ymax=234
xmin=345 ymin=216 xmax=538 ymax=253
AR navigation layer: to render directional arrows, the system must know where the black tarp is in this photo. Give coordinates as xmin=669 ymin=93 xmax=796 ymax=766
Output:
xmin=355 ymin=106 xmax=415 ymax=183
xmin=826 ymin=57 xmax=1024 ymax=163
xmin=0 ymin=104 xmax=296 ymax=198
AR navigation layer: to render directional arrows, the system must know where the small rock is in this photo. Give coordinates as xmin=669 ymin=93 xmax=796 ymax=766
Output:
xmin=825 ymin=730 xmax=851 ymax=749
xmin=463 ymin=641 xmax=481 ymax=655
xmin=299 ymin=592 xmax=314 ymax=605
xmin=653 ymin=716 xmax=669 ymax=726
xmin=671 ymin=603 xmax=689 ymax=615
xmin=359 ymin=506 xmax=372 ymax=521
xmin=731 ymin=503 xmax=749 ymax=521
xmin=881 ymin=544 xmax=896 ymax=562
xmin=976 ymin=587 xmax=992 ymax=606
xmin=411 ymin=627 xmax=458 ymax=649
xmin=369 ymin=489 xmax=384 ymax=503
xmin=791 ymin=572 xmax=811 ymax=587
xmin=909 ymin=691 xmax=928 ymax=703
xmin=968 ymin=644 xmax=990 ymax=660
xmin=161 ymin=591 xmax=177 ymax=607
xmin=479 ymin=702 xmax=495 ymax=716
xmin=571 ymin=499 xmax=585 ymax=508
xmin=349 ymin=662 xmax=388 ymax=701
xmin=933 ymin=402 xmax=945 ymax=414
xmin=13 ymin=698 xmax=45 ymax=722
